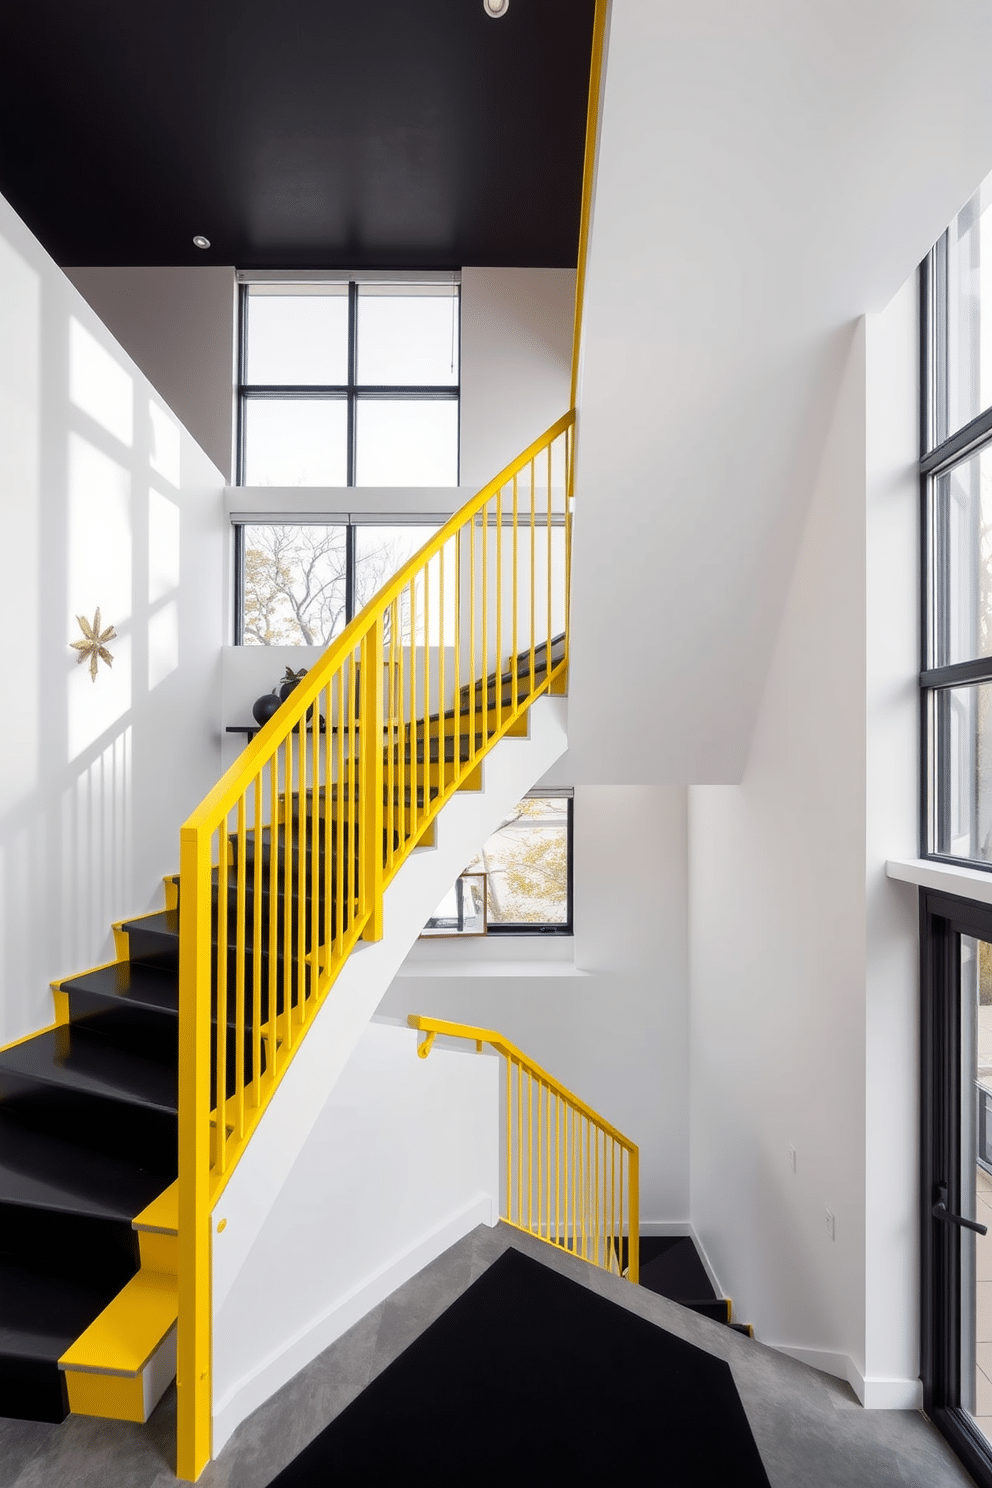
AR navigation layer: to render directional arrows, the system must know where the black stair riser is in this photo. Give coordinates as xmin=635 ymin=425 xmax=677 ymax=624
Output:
xmin=65 ymin=990 xmax=178 ymax=1067
xmin=0 ymin=1078 xmax=176 ymax=1177
xmin=0 ymin=1202 xmax=139 ymax=1288
xmin=127 ymin=910 xmax=342 ymax=997
xmin=0 ymin=1355 xmax=68 ymax=1424
xmin=684 ymin=1298 xmax=732 ymax=1324
xmin=210 ymin=862 xmax=350 ymax=924
xmin=123 ymin=920 xmax=180 ymax=973
xmin=65 ymin=996 xmax=263 ymax=1097
xmin=395 ymin=743 xmax=492 ymax=766
xmin=64 ymin=967 xmax=281 ymax=1037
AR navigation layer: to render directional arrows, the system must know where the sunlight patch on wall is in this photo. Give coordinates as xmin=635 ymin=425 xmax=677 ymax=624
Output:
xmin=61 ymin=726 xmax=132 ymax=970
xmin=149 ymin=602 xmax=179 ymax=689
xmin=0 ymin=231 xmax=40 ymax=815
xmin=69 ymin=317 xmax=134 ymax=447
xmin=149 ymin=399 xmax=181 ymax=487
xmin=67 ymin=433 xmax=132 ymax=760
xmin=149 ymin=489 xmax=180 ymax=602
xmin=0 ymin=825 xmax=48 ymax=1044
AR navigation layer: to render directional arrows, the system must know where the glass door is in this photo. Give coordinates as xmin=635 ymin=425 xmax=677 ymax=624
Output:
xmin=963 ymin=935 xmax=992 ymax=1434
xmin=922 ymin=890 xmax=992 ymax=1484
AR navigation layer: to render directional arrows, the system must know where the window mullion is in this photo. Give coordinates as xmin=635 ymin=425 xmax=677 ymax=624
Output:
xmin=347 ymin=281 xmax=357 ymax=488
xmin=345 ymin=523 xmax=356 ymax=623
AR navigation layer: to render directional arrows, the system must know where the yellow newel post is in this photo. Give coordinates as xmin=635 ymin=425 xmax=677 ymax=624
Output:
xmin=177 ymin=823 xmax=214 ymax=1483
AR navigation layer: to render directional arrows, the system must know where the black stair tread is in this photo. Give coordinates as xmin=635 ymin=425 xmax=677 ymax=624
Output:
xmin=228 ymin=826 xmax=364 ymax=866
xmin=64 ymin=953 xmax=279 ymax=1034
xmin=466 ymin=633 xmax=565 ymax=686
xmin=0 ymin=1111 xmax=167 ymax=1223
xmin=61 ymin=961 xmax=179 ymax=1016
xmin=0 ymin=1026 xmax=177 ymax=1114
xmin=637 ymin=1236 xmax=718 ymax=1304
xmin=0 ymin=1259 xmax=115 ymax=1359
xmin=431 ymin=686 xmax=545 ymax=724
xmin=393 ymin=734 xmax=496 ymax=763
xmin=121 ymin=904 xmax=287 ymax=976
xmin=464 ymin=655 xmax=561 ymax=698
xmin=121 ymin=909 xmax=178 ymax=940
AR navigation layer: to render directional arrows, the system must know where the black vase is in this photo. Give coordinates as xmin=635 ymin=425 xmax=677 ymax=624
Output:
xmin=252 ymin=692 xmax=281 ymax=727
xmin=280 ymin=674 xmax=314 ymax=724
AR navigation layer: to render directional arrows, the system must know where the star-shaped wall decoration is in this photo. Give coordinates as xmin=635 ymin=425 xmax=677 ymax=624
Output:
xmin=71 ymin=608 xmax=117 ymax=682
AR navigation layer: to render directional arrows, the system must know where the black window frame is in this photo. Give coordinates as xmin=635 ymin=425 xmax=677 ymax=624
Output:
xmin=484 ymin=793 xmax=574 ymax=937
xmin=422 ymin=793 xmax=574 ymax=939
xmin=236 ymin=276 xmax=461 ymax=488
xmin=920 ymin=238 xmax=992 ymax=871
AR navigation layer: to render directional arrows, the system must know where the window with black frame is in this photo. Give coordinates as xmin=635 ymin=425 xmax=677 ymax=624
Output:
xmin=422 ymin=794 xmax=573 ymax=937
xmin=923 ymin=173 xmax=992 ymax=868
xmin=237 ymin=276 xmax=460 ymax=488
xmin=233 ymin=517 xmax=454 ymax=646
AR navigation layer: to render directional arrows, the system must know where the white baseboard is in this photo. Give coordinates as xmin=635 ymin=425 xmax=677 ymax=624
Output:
xmin=770 ymin=1344 xmax=923 ymax=1409
xmin=852 ymin=1368 xmax=923 ymax=1410
xmin=212 ymin=1193 xmax=497 ymax=1455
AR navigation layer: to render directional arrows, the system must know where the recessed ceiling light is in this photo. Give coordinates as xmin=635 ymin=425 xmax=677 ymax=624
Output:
xmin=192 ymin=235 xmax=211 ymax=250
xmin=484 ymin=0 xmax=508 ymax=15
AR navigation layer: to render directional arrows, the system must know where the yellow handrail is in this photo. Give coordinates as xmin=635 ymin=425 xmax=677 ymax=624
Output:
xmin=176 ymin=410 xmax=574 ymax=1478
xmin=570 ymin=0 xmax=610 ymax=411
xmin=408 ymin=1015 xmax=639 ymax=1285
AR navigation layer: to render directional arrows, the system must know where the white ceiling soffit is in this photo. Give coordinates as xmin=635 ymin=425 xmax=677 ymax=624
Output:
xmin=568 ymin=0 xmax=992 ymax=784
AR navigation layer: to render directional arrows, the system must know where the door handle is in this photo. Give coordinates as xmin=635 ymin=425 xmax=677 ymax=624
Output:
xmin=933 ymin=1183 xmax=989 ymax=1236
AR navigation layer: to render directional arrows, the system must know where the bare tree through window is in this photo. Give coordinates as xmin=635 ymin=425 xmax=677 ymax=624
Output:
xmin=464 ymin=796 xmax=570 ymax=926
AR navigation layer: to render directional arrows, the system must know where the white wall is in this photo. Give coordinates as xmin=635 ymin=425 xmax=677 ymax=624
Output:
xmin=460 ymin=267 xmax=575 ymax=488
xmin=379 ymin=779 xmax=690 ymax=1225
xmin=58 ymin=265 xmax=574 ymax=496
xmin=690 ymin=318 xmax=868 ymax=1384
xmin=64 ymin=266 xmax=237 ymax=481
xmin=689 ymin=280 xmax=921 ymax=1408
xmin=863 ymin=276 xmax=920 ymax=1399
xmin=0 ymin=193 xmax=226 ymax=1045
xmin=212 ymin=1021 xmax=499 ymax=1452
xmin=567 ymin=0 xmax=992 ymax=786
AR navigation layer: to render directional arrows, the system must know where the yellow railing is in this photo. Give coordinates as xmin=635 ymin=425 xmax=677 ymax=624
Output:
xmin=176 ymin=412 xmax=574 ymax=1477
xmin=176 ymin=0 xmax=610 ymax=1469
xmin=409 ymin=1015 xmax=639 ymax=1282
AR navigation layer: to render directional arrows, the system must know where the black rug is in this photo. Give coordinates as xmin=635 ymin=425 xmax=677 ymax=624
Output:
xmin=268 ymin=1247 xmax=771 ymax=1487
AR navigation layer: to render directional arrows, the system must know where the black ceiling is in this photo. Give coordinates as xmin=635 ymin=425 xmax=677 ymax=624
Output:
xmin=0 ymin=0 xmax=594 ymax=270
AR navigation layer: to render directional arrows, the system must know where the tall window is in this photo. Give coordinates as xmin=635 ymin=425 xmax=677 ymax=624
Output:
xmin=237 ymin=276 xmax=460 ymax=487
xmin=923 ymin=171 xmax=992 ymax=867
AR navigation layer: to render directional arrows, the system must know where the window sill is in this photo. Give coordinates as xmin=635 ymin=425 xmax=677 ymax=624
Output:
xmin=394 ymin=961 xmax=589 ymax=978
xmin=397 ymin=934 xmax=587 ymax=978
xmin=887 ymin=857 xmax=992 ymax=907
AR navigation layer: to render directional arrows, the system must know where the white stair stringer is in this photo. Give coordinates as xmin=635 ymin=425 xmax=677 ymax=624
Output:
xmin=209 ymin=693 xmax=567 ymax=1450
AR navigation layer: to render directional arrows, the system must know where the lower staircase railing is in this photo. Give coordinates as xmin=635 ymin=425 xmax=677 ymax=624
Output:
xmin=176 ymin=411 xmax=574 ymax=1478
xmin=409 ymin=1015 xmax=639 ymax=1283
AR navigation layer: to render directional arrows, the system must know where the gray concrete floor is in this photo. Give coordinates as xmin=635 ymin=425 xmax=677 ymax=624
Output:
xmin=0 ymin=1222 xmax=980 ymax=1488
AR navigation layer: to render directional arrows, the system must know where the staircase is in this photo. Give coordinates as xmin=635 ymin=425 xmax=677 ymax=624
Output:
xmin=0 ymin=915 xmax=180 ymax=1422
xmin=632 ymin=1235 xmax=753 ymax=1338
xmin=0 ymin=639 xmax=569 ymax=1431
xmin=0 ymin=407 xmax=579 ymax=1486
